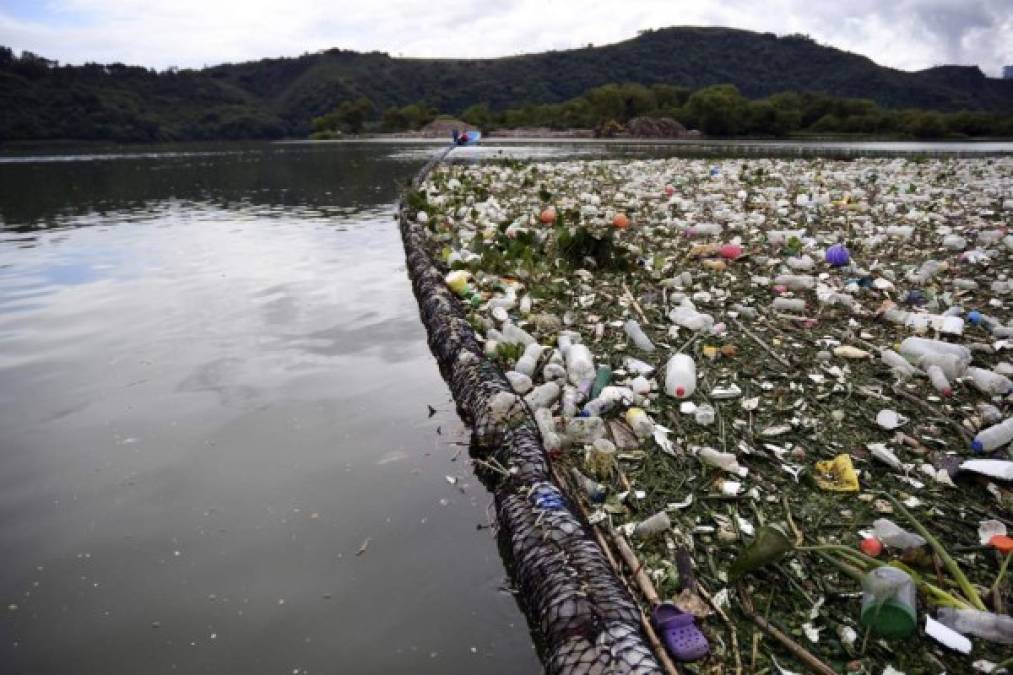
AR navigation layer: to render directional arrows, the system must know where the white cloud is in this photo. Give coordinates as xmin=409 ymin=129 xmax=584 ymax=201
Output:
xmin=0 ymin=0 xmax=1010 ymax=75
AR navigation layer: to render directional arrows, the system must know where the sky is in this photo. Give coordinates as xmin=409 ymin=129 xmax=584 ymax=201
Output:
xmin=1 ymin=0 xmax=1011 ymax=76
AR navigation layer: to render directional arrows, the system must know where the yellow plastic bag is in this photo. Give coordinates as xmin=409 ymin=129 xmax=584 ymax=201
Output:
xmin=814 ymin=454 xmax=860 ymax=492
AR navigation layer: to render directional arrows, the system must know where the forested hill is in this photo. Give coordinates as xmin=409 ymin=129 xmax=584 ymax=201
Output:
xmin=3 ymin=26 xmax=1013 ymax=142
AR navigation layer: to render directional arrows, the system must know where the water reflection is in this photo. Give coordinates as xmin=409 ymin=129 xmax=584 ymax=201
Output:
xmin=0 ymin=142 xmax=540 ymax=675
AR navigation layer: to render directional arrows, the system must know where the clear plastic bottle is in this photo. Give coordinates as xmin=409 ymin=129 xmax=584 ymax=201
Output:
xmin=941 ymin=234 xmax=967 ymax=250
xmin=899 ymin=337 xmax=972 ymax=376
xmin=664 ymin=353 xmax=697 ymax=398
xmin=564 ymin=416 xmax=606 ymax=444
xmin=505 ymin=371 xmax=533 ymax=394
xmin=514 ymin=343 xmax=545 ymax=376
xmin=936 ymin=608 xmax=1013 ymax=645
xmin=965 ymin=367 xmax=1013 ymax=396
xmin=860 ymin=567 xmax=917 ymax=639
xmin=625 ymin=407 xmax=655 ymax=439
xmin=772 ymin=298 xmax=806 ymax=312
xmin=926 ymin=364 xmax=953 ymax=397
xmin=772 ymin=274 xmax=816 ymax=290
xmin=561 ymin=385 xmax=582 ymax=418
xmin=569 ymin=467 xmax=606 ymax=503
xmin=971 ymin=417 xmax=1013 ymax=453
xmin=885 ymin=225 xmax=914 ymax=239
xmin=502 ymin=322 xmax=536 ymax=346
xmin=624 ymin=319 xmax=655 ymax=352
xmin=880 ymin=349 xmax=919 ymax=377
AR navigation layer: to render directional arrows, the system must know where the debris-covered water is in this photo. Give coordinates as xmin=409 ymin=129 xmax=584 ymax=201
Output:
xmin=416 ymin=154 xmax=1013 ymax=673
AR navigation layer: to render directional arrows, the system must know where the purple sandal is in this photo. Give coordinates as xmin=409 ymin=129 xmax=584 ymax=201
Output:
xmin=652 ymin=602 xmax=709 ymax=662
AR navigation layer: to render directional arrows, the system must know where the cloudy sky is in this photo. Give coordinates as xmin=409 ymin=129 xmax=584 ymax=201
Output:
xmin=1 ymin=0 xmax=1011 ymax=76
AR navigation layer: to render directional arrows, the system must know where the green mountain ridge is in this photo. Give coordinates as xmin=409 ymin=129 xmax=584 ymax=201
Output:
xmin=3 ymin=26 xmax=1012 ymax=142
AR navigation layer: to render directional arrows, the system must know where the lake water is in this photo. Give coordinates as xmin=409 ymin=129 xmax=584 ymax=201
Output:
xmin=1 ymin=138 xmax=1011 ymax=675
xmin=0 ymin=141 xmax=550 ymax=675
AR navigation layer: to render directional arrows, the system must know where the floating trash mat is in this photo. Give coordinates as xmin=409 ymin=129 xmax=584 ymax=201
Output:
xmin=401 ymin=149 xmax=1013 ymax=673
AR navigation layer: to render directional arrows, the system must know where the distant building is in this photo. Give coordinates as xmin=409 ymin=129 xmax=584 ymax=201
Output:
xmin=1004 ymin=65 xmax=1013 ymax=79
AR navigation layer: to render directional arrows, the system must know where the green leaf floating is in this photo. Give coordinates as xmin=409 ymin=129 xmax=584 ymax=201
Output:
xmin=728 ymin=525 xmax=794 ymax=581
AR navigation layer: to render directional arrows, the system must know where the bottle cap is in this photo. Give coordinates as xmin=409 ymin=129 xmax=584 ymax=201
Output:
xmin=971 ymin=439 xmax=983 ymax=452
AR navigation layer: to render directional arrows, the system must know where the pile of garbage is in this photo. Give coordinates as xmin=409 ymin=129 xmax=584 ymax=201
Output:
xmin=414 ymin=155 xmax=1013 ymax=673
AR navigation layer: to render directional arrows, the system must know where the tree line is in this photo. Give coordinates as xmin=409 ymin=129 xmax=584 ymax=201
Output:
xmin=311 ymin=82 xmax=1013 ymax=139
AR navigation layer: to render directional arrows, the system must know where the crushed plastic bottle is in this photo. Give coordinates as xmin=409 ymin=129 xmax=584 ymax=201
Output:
xmin=772 ymin=298 xmax=806 ymax=312
xmin=872 ymin=519 xmax=927 ymax=550
xmin=582 ymin=386 xmax=635 ymax=417
xmin=514 ymin=343 xmax=546 ymax=377
xmin=772 ymin=274 xmax=816 ymax=290
xmin=669 ymin=299 xmax=714 ymax=332
xmin=524 ymin=381 xmax=561 ymax=410
xmin=694 ymin=404 xmax=715 ymax=426
xmin=697 ymin=447 xmax=747 ymax=476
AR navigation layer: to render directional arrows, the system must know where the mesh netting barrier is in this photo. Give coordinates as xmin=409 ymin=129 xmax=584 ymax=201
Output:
xmin=398 ymin=146 xmax=663 ymax=674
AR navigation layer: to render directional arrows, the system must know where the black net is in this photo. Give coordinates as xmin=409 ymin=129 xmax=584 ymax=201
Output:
xmin=398 ymin=148 xmax=663 ymax=674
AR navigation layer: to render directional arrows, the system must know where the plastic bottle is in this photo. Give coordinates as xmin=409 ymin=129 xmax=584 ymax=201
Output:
xmin=565 ymin=344 xmax=596 ymax=387
xmin=941 ymin=234 xmax=967 ymax=250
xmin=786 ymin=255 xmax=815 ymax=271
xmin=624 ymin=320 xmax=655 ymax=352
xmin=569 ymin=467 xmax=606 ymax=503
xmin=767 ymin=229 xmax=806 ymax=245
xmin=919 ymin=352 xmax=967 ymax=380
xmin=561 ymin=386 xmax=582 ymax=418
xmin=564 ymin=416 xmax=606 ymax=444
xmin=665 ymin=354 xmax=697 ymax=399
xmin=872 ymin=519 xmax=926 ymax=550
xmin=698 ymin=447 xmax=747 ymax=476
xmin=772 ymin=298 xmax=806 ymax=312
xmin=582 ymin=386 xmax=634 ymax=417
xmin=625 ymin=407 xmax=655 ymax=439
xmin=926 ymin=364 xmax=953 ymax=397
xmin=502 ymin=322 xmax=536 ymax=346
xmin=965 ymin=367 xmax=1013 ymax=396
xmin=669 ymin=300 xmax=715 ymax=332
xmin=880 ymin=349 xmax=919 ymax=377
xmin=514 ymin=343 xmax=545 ymax=377
xmin=524 ymin=382 xmax=561 ymax=410
xmin=633 ymin=511 xmax=672 ymax=538
xmin=908 ymin=260 xmax=942 ymax=284
xmin=899 ymin=338 xmax=971 ymax=376
xmin=686 ymin=222 xmax=722 ymax=237
xmin=590 ymin=365 xmax=612 ymax=398
xmin=885 ymin=225 xmax=914 ymax=239
xmin=860 ymin=567 xmax=917 ymax=639
xmin=772 ymin=274 xmax=816 ymax=290
xmin=971 ymin=417 xmax=1013 ymax=453
xmin=731 ymin=304 xmax=758 ymax=320
xmin=936 ymin=608 xmax=1013 ymax=645
xmin=505 ymin=371 xmax=533 ymax=394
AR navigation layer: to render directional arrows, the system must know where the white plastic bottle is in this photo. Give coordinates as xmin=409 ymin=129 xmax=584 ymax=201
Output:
xmin=665 ymin=353 xmax=697 ymax=398
xmin=926 ymin=364 xmax=953 ymax=397
xmin=971 ymin=417 xmax=1013 ymax=453
xmin=561 ymin=386 xmax=582 ymax=418
xmin=965 ymin=367 xmax=1013 ymax=396
xmin=624 ymin=320 xmax=655 ymax=352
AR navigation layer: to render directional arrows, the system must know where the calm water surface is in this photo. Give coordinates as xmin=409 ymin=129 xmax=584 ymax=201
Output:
xmin=0 ymin=142 xmax=552 ymax=675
